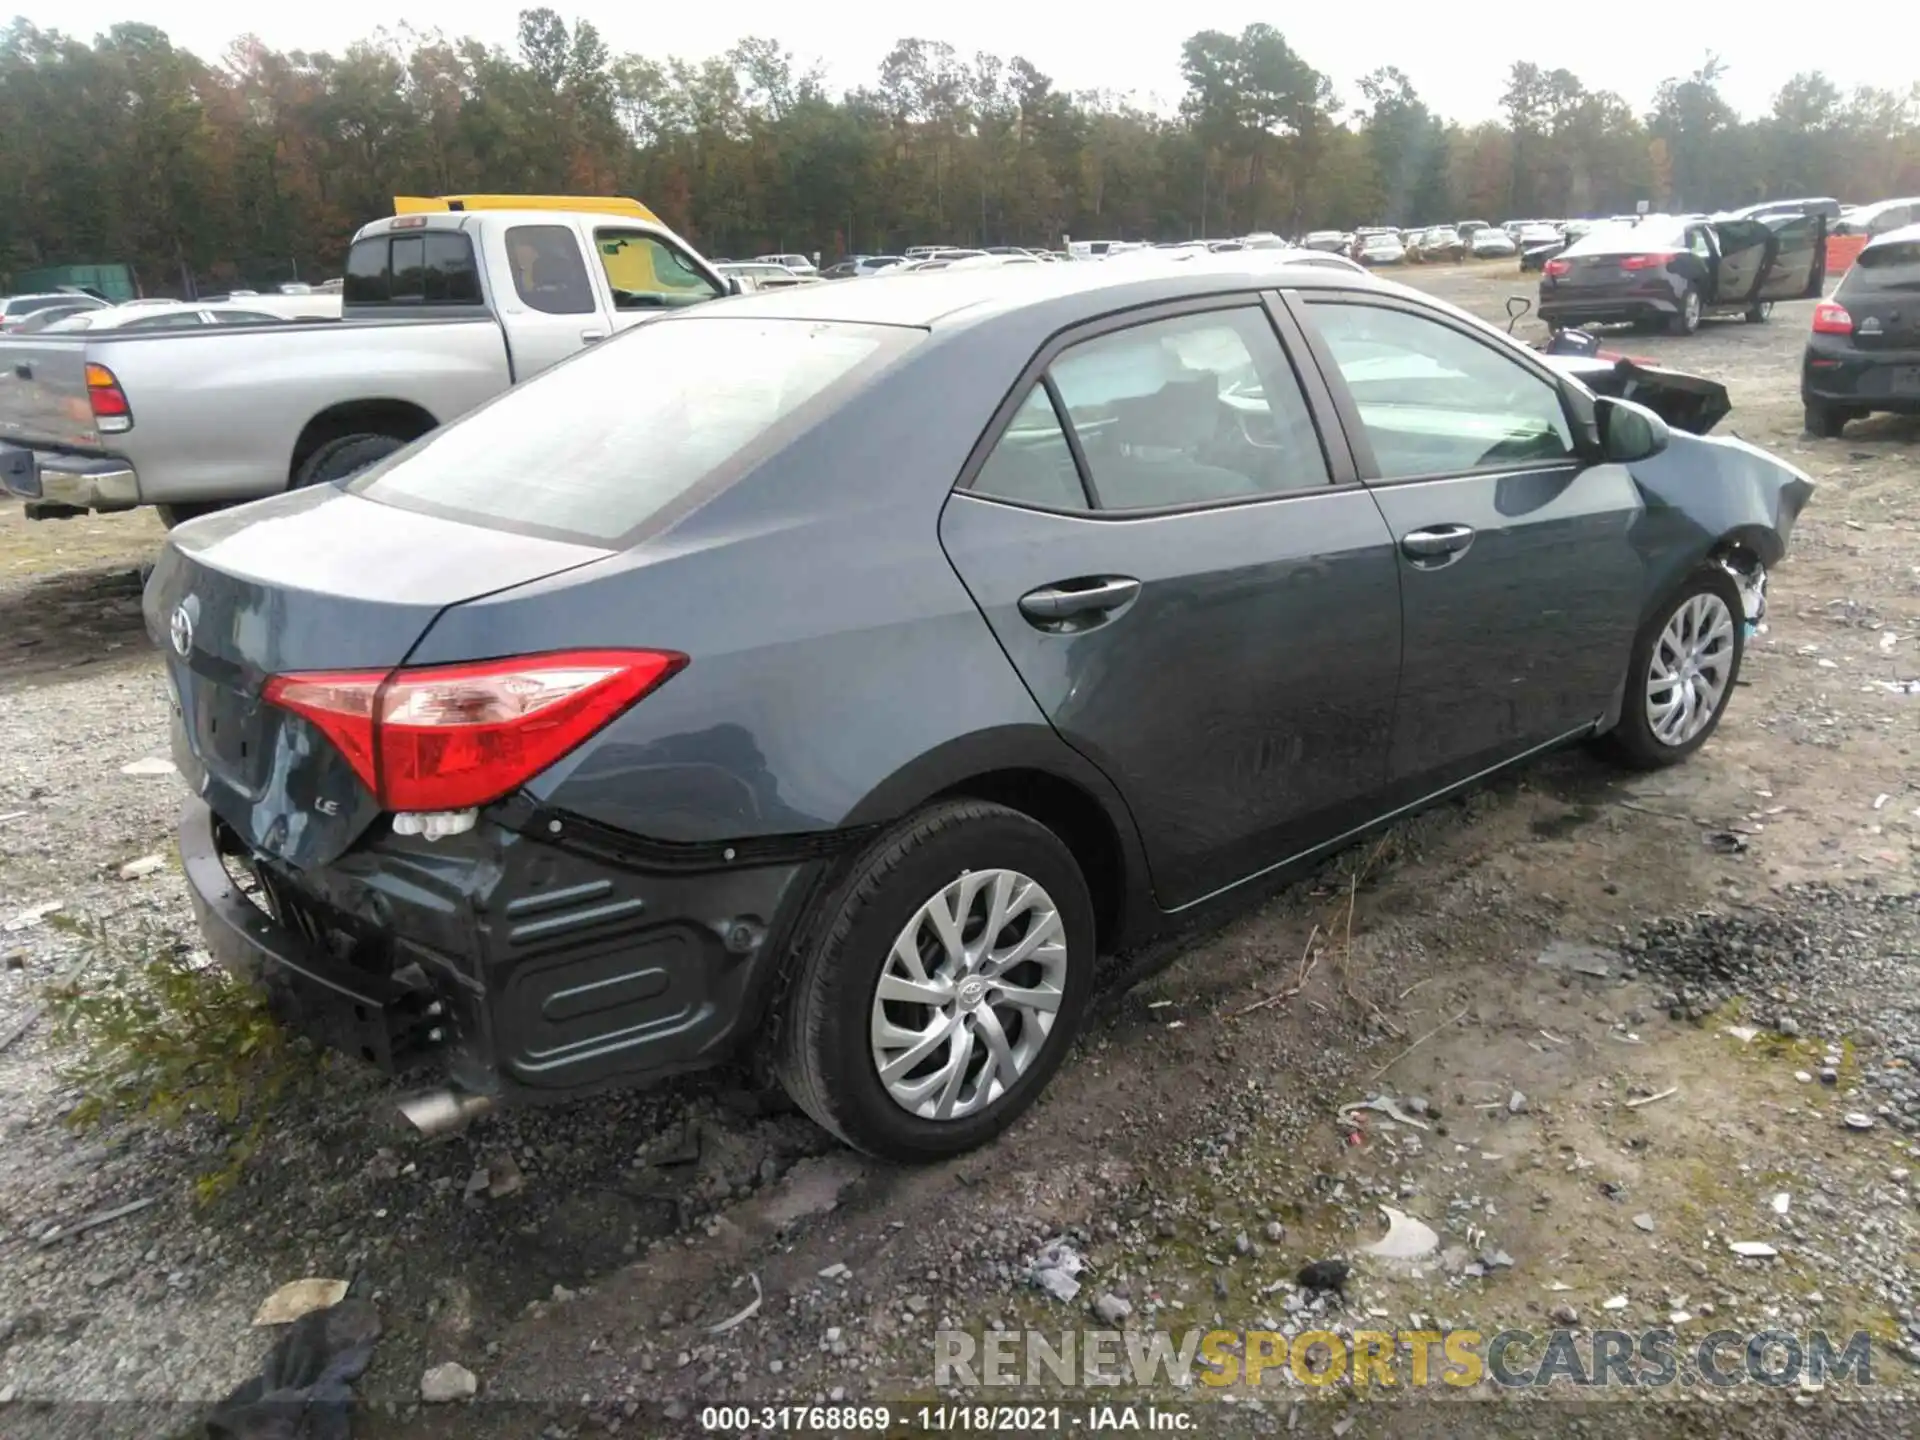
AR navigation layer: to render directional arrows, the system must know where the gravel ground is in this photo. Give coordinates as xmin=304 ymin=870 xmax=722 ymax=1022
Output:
xmin=0 ymin=262 xmax=1916 ymax=1439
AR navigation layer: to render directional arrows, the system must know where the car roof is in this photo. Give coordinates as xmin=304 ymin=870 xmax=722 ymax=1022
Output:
xmin=710 ymin=255 xmax=1393 ymax=330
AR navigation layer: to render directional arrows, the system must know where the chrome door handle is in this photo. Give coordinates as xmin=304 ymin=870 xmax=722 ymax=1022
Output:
xmin=580 ymin=329 xmax=607 ymax=344
xmin=1018 ymin=577 xmax=1141 ymax=625
xmin=1400 ymin=525 xmax=1476 ymax=560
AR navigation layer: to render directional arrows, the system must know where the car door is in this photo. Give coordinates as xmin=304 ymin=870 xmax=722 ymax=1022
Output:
xmin=489 ymin=220 xmax=608 ymax=377
xmin=938 ymin=297 xmax=1404 ymax=909
xmin=1753 ymin=213 xmax=1829 ymax=302
xmin=1285 ymin=291 xmax=1644 ymax=801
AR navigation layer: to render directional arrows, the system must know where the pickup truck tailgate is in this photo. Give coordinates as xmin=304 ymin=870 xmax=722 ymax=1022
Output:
xmin=0 ymin=339 xmax=99 ymax=449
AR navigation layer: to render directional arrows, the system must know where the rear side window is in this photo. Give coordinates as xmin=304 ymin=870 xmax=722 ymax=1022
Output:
xmin=355 ymin=318 xmax=912 ymax=544
xmin=972 ymin=386 xmax=1089 ymax=511
xmin=1841 ymin=241 xmax=1920 ymax=295
xmin=506 ymin=225 xmax=595 ymax=315
xmin=343 ymin=232 xmax=481 ymax=306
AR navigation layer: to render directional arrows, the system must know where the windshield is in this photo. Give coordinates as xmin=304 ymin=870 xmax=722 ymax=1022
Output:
xmin=355 ymin=317 xmax=916 ymax=546
xmin=1842 ymin=240 xmax=1920 ymax=293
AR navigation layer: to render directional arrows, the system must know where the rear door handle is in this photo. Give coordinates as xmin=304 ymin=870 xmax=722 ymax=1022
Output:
xmin=580 ymin=329 xmax=607 ymax=344
xmin=1400 ymin=525 xmax=1476 ymax=562
xmin=1018 ymin=576 xmax=1141 ymax=625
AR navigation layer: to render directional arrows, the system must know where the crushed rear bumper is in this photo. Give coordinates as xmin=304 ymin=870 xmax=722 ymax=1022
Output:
xmin=177 ymin=795 xmax=835 ymax=1103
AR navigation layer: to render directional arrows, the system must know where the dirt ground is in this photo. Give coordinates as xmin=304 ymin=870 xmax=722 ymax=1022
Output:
xmin=0 ymin=262 xmax=1916 ymax=1440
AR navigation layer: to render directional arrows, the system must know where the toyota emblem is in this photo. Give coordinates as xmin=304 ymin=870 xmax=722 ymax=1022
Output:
xmin=169 ymin=603 xmax=194 ymax=658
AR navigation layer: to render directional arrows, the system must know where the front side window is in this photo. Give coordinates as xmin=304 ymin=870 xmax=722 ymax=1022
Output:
xmin=593 ymin=229 xmax=724 ymax=311
xmin=1307 ymin=302 xmax=1576 ymax=480
xmin=506 ymin=224 xmax=596 ymax=315
xmin=1046 ymin=307 xmax=1330 ymax=510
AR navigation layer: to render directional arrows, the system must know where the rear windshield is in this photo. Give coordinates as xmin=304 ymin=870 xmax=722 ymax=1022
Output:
xmin=344 ymin=232 xmax=482 ymax=306
xmin=1563 ymin=221 xmax=1684 ymax=256
xmin=1841 ymin=241 xmax=1920 ymax=294
xmin=353 ymin=317 xmax=915 ymax=545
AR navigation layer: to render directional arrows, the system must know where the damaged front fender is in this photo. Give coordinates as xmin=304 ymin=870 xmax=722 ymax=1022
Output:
xmin=1627 ymin=430 xmax=1815 ymax=620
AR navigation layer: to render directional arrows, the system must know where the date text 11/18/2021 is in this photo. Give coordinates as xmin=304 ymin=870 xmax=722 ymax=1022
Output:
xmin=699 ymin=1404 xmax=1194 ymax=1431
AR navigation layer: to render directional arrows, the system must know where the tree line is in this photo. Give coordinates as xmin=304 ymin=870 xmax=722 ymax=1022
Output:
xmin=3 ymin=12 xmax=1918 ymax=294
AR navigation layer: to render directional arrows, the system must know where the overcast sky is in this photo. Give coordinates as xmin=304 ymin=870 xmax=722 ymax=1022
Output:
xmin=21 ymin=3 xmax=1908 ymax=124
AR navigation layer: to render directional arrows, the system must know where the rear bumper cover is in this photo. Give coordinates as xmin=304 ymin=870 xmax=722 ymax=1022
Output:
xmin=178 ymin=795 xmax=831 ymax=1103
xmin=0 ymin=443 xmax=139 ymax=511
xmin=1802 ymin=340 xmax=1920 ymax=413
xmin=1538 ymin=295 xmax=1676 ymax=326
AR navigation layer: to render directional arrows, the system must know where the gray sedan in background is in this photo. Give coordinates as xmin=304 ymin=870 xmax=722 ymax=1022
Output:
xmin=148 ymin=262 xmax=1814 ymax=1161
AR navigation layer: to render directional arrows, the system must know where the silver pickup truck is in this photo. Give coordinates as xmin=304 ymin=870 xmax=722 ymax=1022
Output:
xmin=0 ymin=208 xmax=732 ymax=526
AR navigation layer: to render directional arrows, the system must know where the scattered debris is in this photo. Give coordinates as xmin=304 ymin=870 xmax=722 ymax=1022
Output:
xmin=1550 ymin=1302 xmax=1579 ymax=1325
xmin=1633 ymin=1213 xmax=1656 ymax=1233
xmin=118 ymin=756 xmax=177 ymax=777
xmin=1090 ymin=1293 xmax=1132 ymax=1325
xmin=708 ymin=1273 xmax=763 ymax=1335
xmin=1536 ymin=941 xmax=1617 ymax=978
xmin=1337 ymin=1095 xmax=1431 ymax=1131
xmin=485 ymin=1152 xmax=525 ymax=1199
xmin=3 ymin=900 xmax=63 ymax=933
xmin=1029 ymin=1240 xmax=1086 ymax=1303
xmin=419 ymin=1360 xmax=478 ymax=1403
xmin=1508 ymin=1091 xmax=1529 ymax=1115
xmin=1297 ymin=1259 xmax=1350 ymax=1294
xmin=1361 ymin=1206 xmax=1440 ymax=1261
xmin=1602 ymin=1295 xmax=1630 ymax=1311
xmin=1722 ymin=1025 xmax=1760 ymax=1043
xmin=252 ymin=1278 xmax=350 ymax=1327
xmin=1771 ymin=1193 xmax=1791 ymax=1217
xmin=36 ymin=1195 xmax=157 ymax=1246
xmin=208 ymin=1298 xmax=382 ymax=1437
xmin=1729 ymin=1241 xmax=1779 ymax=1259
xmin=115 ymin=854 xmax=167 ymax=881
xmin=1843 ymin=1112 xmax=1876 ymax=1131
xmin=817 ymin=1262 xmax=851 ymax=1280
xmin=1705 ymin=831 xmax=1748 ymax=855
xmin=1625 ymin=1086 xmax=1679 ymax=1109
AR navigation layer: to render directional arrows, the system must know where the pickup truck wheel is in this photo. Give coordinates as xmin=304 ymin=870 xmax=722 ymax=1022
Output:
xmin=155 ymin=501 xmax=229 ymax=530
xmin=295 ymin=433 xmax=406 ymax=489
xmin=774 ymin=799 xmax=1094 ymax=1161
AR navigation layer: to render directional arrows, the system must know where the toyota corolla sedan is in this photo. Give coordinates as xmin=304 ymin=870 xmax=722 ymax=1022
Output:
xmin=148 ymin=263 xmax=1814 ymax=1161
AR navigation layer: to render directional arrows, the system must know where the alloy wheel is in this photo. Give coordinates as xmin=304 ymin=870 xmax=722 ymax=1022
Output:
xmin=1646 ymin=592 xmax=1735 ymax=747
xmin=1684 ymin=289 xmax=1702 ymax=330
xmin=869 ymin=868 xmax=1068 ymax=1121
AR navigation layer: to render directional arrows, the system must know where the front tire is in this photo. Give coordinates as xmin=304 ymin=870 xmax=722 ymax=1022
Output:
xmin=155 ymin=500 xmax=229 ymax=530
xmin=1744 ymin=301 xmax=1773 ymax=324
xmin=1603 ymin=567 xmax=1745 ymax=770
xmin=774 ymin=800 xmax=1095 ymax=1161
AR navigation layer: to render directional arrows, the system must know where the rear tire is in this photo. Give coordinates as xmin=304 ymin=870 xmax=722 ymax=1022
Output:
xmin=774 ymin=800 xmax=1095 ymax=1161
xmin=1803 ymin=402 xmax=1850 ymax=439
xmin=1602 ymin=567 xmax=1745 ymax=771
xmin=1668 ymin=284 xmax=1702 ymax=336
xmin=155 ymin=501 xmax=229 ymax=530
xmin=294 ymin=433 xmax=407 ymax=489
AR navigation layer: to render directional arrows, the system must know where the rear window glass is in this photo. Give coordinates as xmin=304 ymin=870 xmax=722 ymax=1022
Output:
xmin=1564 ymin=222 xmax=1684 ymax=256
xmin=344 ymin=232 xmax=481 ymax=306
xmin=353 ymin=318 xmax=914 ymax=545
xmin=1843 ymin=241 xmax=1920 ymax=293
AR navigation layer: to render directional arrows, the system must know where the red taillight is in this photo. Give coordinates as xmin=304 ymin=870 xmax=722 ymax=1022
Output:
xmin=85 ymin=362 xmax=133 ymax=432
xmin=1811 ymin=301 xmax=1853 ymax=335
xmin=264 ymin=649 xmax=687 ymax=813
xmin=1618 ymin=252 xmax=1679 ymax=271
xmin=1543 ymin=259 xmax=1571 ymax=278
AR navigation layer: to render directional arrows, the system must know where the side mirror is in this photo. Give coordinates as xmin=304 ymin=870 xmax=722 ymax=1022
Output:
xmin=1504 ymin=295 xmax=1532 ymax=334
xmin=1597 ymin=396 xmax=1670 ymax=463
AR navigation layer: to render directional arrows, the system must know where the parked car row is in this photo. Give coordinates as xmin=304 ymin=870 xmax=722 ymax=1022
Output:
xmin=0 ymin=285 xmax=339 ymax=336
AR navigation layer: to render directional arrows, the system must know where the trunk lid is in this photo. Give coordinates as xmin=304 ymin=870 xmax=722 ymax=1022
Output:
xmin=145 ymin=486 xmax=612 ymax=867
xmin=0 ymin=338 xmax=100 ymax=450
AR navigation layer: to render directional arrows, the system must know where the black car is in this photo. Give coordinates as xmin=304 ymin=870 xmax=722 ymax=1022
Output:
xmin=147 ymin=263 xmax=1814 ymax=1161
xmin=1540 ymin=213 xmax=1826 ymax=335
xmin=1802 ymin=223 xmax=1920 ymax=436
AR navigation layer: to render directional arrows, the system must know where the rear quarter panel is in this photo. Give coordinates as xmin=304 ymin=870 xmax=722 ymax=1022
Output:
xmin=405 ymin=324 xmax=1133 ymax=848
xmin=84 ymin=320 xmax=513 ymax=503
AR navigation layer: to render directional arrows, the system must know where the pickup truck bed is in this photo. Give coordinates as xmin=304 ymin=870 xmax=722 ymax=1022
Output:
xmin=0 ymin=316 xmax=510 ymax=515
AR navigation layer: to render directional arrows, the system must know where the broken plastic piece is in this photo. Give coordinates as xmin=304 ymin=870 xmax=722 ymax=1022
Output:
xmin=1337 ymin=1095 xmax=1431 ymax=1131
xmin=1361 ymin=1206 xmax=1439 ymax=1261
xmin=709 ymin=1272 xmax=763 ymax=1334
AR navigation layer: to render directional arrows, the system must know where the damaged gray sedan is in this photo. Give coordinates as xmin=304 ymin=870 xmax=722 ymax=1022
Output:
xmin=150 ymin=262 xmax=1812 ymax=1162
